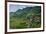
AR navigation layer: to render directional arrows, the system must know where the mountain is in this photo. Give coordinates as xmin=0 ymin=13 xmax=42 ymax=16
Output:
xmin=10 ymin=6 xmax=41 ymax=29
xmin=10 ymin=6 xmax=41 ymax=18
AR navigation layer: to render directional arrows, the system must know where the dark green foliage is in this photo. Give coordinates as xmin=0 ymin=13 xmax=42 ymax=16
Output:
xmin=10 ymin=6 xmax=41 ymax=29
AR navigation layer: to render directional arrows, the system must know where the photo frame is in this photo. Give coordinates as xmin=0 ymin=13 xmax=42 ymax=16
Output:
xmin=5 ymin=0 xmax=44 ymax=34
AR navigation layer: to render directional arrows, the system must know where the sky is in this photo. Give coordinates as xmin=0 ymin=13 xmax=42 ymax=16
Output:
xmin=9 ymin=4 xmax=34 ymax=12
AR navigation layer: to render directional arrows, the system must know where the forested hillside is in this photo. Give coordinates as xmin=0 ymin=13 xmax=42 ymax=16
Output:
xmin=10 ymin=6 xmax=41 ymax=29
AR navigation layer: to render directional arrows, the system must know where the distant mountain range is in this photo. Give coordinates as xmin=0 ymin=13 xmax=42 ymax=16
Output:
xmin=10 ymin=6 xmax=41 ymax=18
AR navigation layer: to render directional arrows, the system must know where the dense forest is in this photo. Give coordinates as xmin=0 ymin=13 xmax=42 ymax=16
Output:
xmin=10 ymin=6 xmax=41 ymax=29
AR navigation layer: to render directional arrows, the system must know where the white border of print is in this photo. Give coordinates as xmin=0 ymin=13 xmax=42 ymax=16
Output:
xmin=7 ymin=2 xmax=43 ymax=32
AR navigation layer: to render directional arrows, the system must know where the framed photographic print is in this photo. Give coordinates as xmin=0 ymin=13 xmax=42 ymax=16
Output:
xmin=5 ymin=1 xmax=44 ymax=34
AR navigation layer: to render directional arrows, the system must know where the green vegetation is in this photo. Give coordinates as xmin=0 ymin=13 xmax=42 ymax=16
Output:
xmin=10 ymin=6 xmax=41 ymax=29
